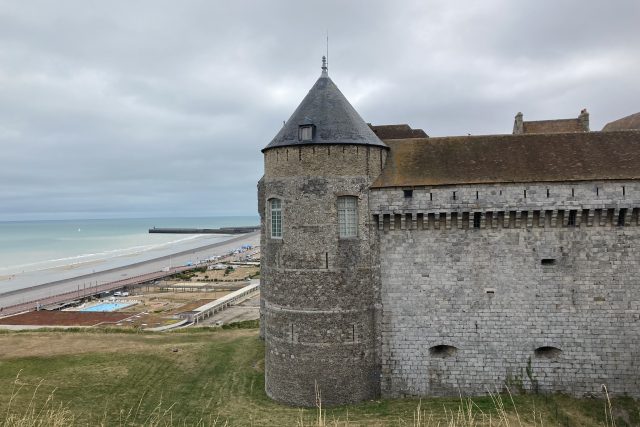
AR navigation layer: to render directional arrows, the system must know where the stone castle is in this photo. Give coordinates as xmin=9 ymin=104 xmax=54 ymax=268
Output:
xmin=258 ymin=58 xmax=640 ymax=406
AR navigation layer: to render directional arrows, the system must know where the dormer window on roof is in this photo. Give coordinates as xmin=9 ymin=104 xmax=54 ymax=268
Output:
xmin=299 ymin=124 xmax=314 ymax=141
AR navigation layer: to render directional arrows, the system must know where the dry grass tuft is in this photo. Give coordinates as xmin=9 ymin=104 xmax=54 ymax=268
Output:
xmin=2 ymin=372 xmax=74 ymax=427
xmin=294 ymin=385 xmax=632 ymax=427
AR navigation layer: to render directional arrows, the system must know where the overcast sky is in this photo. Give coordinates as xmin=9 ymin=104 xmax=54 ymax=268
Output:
xmin=1 ymin=0 xmax=639 ymax=221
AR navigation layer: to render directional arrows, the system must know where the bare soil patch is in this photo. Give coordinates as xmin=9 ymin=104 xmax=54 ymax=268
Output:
xmin=0 ymin=310 xmax=134 ymax=326
xmin=167 ymin=298 xmax=214 ymax=314
xmin=123 ymin=290 xmax=230 ymax=316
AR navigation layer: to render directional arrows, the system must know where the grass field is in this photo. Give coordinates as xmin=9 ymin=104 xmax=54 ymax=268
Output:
xmin=0 ymin=325 xmax=638 ymax=426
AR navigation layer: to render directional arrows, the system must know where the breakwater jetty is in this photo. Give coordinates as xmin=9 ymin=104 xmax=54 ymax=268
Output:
xmin=149 ymin=226 xmax=260 ymax=234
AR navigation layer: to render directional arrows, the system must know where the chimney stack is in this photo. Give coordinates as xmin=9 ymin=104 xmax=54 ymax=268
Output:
xmin=579 ymin=108 xmax=590 ymax=132
xmin=513 ymin=112 xmax=524 ymax=134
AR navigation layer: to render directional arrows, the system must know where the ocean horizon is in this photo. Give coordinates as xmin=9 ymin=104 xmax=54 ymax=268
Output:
xmin=0 ymin=216 xmax=258 ymax=291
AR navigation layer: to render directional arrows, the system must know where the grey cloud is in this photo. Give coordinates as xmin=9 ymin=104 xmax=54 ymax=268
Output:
xmin=1 ymin=0 xmax=639 ymax=220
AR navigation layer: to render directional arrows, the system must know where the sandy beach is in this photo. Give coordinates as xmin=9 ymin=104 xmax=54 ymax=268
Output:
xmin=0 ymin=231 xmax=259 ymax=311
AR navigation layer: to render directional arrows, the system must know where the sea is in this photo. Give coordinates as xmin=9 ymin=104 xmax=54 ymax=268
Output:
xmin=0 ymin=216 xmax=258 ymax=293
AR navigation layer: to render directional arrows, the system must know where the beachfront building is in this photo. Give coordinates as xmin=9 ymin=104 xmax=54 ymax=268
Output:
xmin=258 ymin=57 xmax=640 ymax=406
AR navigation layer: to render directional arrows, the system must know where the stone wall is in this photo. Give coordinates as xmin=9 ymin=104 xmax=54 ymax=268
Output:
xmin=370 ymin=181 xmax=640 ymax=397
xmin=264 ymin=144 xmax=387 ymax=178
xmin=260 ymin=144 xmax=387 ymax=406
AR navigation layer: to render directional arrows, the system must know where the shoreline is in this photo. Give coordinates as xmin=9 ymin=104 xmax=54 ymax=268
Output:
xmin=0 ymin=233 xmax=213 ymax=279
xmin=0 ymin=216 xmax=260 ymax=279
xmin=0 ymin=231 xmax=260 ymax=312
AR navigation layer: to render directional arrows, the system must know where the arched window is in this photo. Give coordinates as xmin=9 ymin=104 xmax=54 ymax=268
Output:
xmin=338 ymin=196 xmax=358 ymax=238
xmin=270 ymin=198 xmax=282 ymax=238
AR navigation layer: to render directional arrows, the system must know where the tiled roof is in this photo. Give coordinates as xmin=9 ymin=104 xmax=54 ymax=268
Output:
xmin=369 ymin=124 xmax=428 ymax=139
xmin=603 ymin=112 xmax=640 ymax=131
xmin=372 ymin=130 xmax=640 ymax=188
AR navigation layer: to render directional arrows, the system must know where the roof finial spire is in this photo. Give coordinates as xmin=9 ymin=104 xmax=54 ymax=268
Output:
xmin=321 ymin=55 xmax=328 ymax=77
xmin=326 ymin=30 xmax=329 ymax=72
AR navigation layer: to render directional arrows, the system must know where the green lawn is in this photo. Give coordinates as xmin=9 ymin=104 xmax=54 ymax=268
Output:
xmin=0 ymin=325 xmax=637 ymax=426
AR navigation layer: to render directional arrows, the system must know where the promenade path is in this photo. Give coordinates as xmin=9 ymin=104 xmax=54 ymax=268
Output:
xmin=0 ymin=232 xmax=259 ymax=317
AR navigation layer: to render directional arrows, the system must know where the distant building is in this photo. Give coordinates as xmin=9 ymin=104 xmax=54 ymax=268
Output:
xmin=258 ymin=58 xmax=640 ymax=406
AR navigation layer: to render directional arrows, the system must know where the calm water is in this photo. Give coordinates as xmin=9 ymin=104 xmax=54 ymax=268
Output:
xmin=0 ymin=216 xmax=258 ymax=277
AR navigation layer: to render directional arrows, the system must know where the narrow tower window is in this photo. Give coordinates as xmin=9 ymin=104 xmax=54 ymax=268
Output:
xmin=270 ymin=198 xmax=283 ymax=238
xmin=338 ymin=196 xmax=358 ymax=238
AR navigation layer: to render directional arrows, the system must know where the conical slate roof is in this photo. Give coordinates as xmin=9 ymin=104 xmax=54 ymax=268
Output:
xmin=263 ymin=61 xmax=387 ymax=152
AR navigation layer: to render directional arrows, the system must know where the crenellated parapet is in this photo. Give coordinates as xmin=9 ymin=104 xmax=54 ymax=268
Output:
xmin=370 ymin=181 xmax=640 ymax=231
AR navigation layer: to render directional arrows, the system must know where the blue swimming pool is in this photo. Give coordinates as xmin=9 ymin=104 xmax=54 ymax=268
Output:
xmin=81 ymin=302 xmax=132 ymax=312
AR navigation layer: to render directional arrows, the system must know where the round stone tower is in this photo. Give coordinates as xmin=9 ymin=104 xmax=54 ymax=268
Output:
xmin=258 ymin=58 xmax=388 ymax=406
